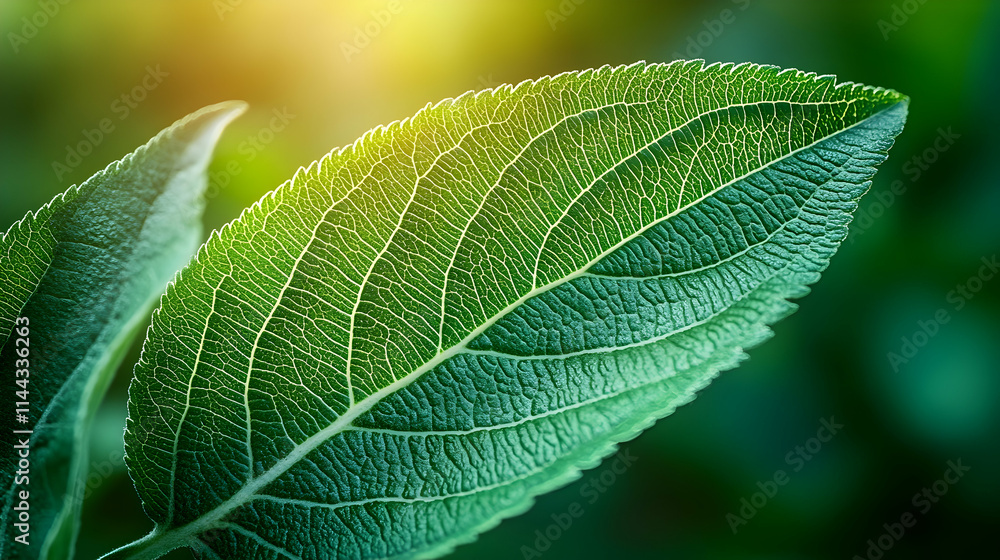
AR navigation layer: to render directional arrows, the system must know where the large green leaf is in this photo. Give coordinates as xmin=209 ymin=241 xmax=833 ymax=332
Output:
xmin=0 ymin=102 xmax=245 ymax=560
xmin=116 ymin=61 xmax=906 ymax=560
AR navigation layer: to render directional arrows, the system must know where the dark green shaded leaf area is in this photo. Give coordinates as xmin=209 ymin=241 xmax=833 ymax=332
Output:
xmin=122 ymin=62 xmax=907 ymax=560
xmin=0 ymin=102 xmax=245 ymax=560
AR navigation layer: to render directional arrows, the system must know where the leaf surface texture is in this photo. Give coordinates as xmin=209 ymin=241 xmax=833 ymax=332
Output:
xmin=124 ymin=62 xmax=907 ymax=560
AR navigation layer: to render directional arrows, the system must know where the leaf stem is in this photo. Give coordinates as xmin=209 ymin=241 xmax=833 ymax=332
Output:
xmin=97 ymin=527 xmax=188 ymax=560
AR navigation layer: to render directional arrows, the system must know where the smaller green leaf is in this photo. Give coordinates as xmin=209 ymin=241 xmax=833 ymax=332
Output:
xmin=0 ymin=101 xmax=246 ymax=560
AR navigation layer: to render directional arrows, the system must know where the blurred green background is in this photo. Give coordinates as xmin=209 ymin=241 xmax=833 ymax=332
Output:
xmin=2 ymin=1 xmax=997 ymax=558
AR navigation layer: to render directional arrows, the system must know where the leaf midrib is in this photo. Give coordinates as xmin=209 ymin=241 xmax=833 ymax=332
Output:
xmin=438 ymin=97 xmax=853 ymax=351
xmin=435 ymin=97 xmax=657 ymax=352
xmin=165 ymin=97 xmax=656 ymax=522
xmin=249 ymin=259 xmax=793 ymax=513
xmin=165 ymin=94 xmax=664 ymax=513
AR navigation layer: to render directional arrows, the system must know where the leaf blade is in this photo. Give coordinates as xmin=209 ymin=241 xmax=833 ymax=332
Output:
xmin=0 ymin=101 xmax=245 ymax=560
xmin=124 ymin=62 xmax=906 ymax=559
